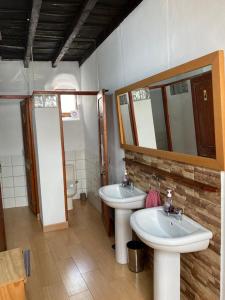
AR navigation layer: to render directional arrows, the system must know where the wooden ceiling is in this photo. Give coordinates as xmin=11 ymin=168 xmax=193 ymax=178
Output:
xmin=0 ymin=0 xmax=143 ymax=67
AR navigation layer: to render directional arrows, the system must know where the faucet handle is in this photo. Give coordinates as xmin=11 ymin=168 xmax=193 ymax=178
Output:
xmin=129 ymin=181 xmax=134 ymax=190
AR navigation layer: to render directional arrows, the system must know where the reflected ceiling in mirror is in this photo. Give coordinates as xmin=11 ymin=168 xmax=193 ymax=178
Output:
xmin=116 ymin=51 xmax=225 ymax=170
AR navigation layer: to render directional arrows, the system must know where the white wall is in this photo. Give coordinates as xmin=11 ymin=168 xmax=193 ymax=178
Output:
xmin=63 ymin=120 xmax=84 ymax=151
xmin=33 ymin=107 xmax=66 ymax=226
xmin=167 ymin=81 xmax=197 ymax=155
xmin=0 ymin=102 xmax=23 ymax=155
xmin=80 ymin=1 xmax=225 ymax=297
xmin=63 ymin=118 xmax=86 ymax=199
xmin=80 ymin=0 xmax=225 ymax=213
xmin=0 ymin=61 xmax=81 ymax=208
xmin=0 ymin=102 xmax=28 ymax=208
xmin=120 ymin=104 xmax=134 ymax=145
xmin=80 ymin=0 xmax=174 ymax=208
xmin=133 ymin=100 xmax=157 ymax=148
xmin=150 ymin=89 xmax=168 ymax=150
xmin=0 ymin=61 xmax=80 ymax=94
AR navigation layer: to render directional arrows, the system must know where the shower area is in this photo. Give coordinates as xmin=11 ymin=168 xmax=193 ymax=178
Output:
xmin=61 ymin=94 xmax=87 ymax=210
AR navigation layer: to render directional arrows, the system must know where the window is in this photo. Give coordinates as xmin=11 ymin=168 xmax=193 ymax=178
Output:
xmin=60 ymin=94 xmax=79 ymax=120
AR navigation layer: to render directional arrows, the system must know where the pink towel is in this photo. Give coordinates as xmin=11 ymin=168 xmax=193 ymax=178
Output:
xmin=145 ymin=190 xmax=161 ymax=208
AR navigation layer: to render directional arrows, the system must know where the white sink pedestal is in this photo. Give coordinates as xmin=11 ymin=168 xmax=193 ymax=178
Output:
xmin=115 ymin=209 xmax=132 ymax=264
xmin=130 ymin=207 xmax=213 ymax=300
xmin=98 ymin=184 xmax=146 ymax=265
xmin=154 ymin=250 xmax=180 ymax=300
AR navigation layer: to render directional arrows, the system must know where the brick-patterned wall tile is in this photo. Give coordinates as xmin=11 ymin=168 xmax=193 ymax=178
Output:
xmin=125 ymin=151 xmax=220 ymax=300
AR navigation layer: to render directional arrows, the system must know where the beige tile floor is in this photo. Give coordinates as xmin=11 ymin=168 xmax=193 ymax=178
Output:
xmin=4 ymin=200 xmax=153 ymax=300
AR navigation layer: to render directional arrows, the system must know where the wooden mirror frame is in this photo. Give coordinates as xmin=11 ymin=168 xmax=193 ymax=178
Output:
xmin=115 ymin=50 xmax=225 ymax=170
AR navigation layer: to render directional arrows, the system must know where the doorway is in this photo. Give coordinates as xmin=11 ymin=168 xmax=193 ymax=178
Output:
xmin=97 ymin=90 xmax=114 ymax=236
xmin=0 ymin=98 xmax=38 ymax=250
xmin=0 ymin=100 xmax=37 ymax=211
xmin=57 ymin=90 xmax=113 ymax=235
xmin=191 ymin=72 xmax=215 ymax=158
xmin=20 ymin=98 xmax=39 ymax=215
xmin=59 ymin=93 xmax=85 ymax=214
xmin=0 ymin=90 xmax=112 ymax=250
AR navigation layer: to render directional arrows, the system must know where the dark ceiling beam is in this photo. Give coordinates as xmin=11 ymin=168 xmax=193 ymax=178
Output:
xmin=42 ymin=1 xmax=80 ymax=8
xmin=79 ymin=0 xmax=143 ymax=66
xmin=35 ymin=34 xmax=64 ymax=40
xmin=0 ymin=45 xmax=25 ymax=50
xmin=41 ymin=11 xmax=74 ymax=19
xmin=24 ymin=0 xmax=43 ymax=68
xmin=40 ymin=12 xmax=75 ymax=17
xmin=3 ymin=34 xmax=26 ymax=41
xmin=0 ymin=8 xmax=27 ymax=14
xmin=82 ymin=24 xmax=104 ymax=30
xmin=74 ymin=38 xmax=96 ymax=43
xmin=36 ymin=30 xmax=65 ymax=35
xmin=0 ymin=20 xmax=27 ymax=24
xmin=52 ymin=0 xmax=98 ymax=67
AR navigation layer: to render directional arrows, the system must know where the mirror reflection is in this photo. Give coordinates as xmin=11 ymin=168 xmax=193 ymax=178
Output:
xmin=131 ymin=88 xmax=168 ymax=150
xmin=119 ymin=65 xmax=216 ymax=158
xmin=119 ymin=93 xmax=135 ymax=145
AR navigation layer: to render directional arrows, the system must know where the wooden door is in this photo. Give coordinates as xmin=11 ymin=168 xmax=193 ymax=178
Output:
xmin=191 ymin=72 xmax=216 ymax=158
xmin=20 ymin=99 xmax=39 ymax=215
xmin=58 ymin=95 xmax=68 ymax=221
xmin=0 ymin=185 xmax=6 ymax=251
xmin=97 ymin=90 xmax=113 ymax=236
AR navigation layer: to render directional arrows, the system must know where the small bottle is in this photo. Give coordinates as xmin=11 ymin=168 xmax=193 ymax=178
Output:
xmin=122 ymin=168 xmax=129 ymax=186
xmin=164 ymin=189 xmax=173 ymax=213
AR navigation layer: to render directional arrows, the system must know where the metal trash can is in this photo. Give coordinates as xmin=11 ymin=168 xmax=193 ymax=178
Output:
xmin=127 ymin=240 xmax=145 ymax=273
xmin=80 ymin=192 xmax=87 ymax=201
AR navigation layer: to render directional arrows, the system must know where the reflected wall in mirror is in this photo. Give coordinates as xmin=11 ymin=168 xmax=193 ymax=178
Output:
xmin=116 ymin=51 xmax=225 ymax=170
xmin=118 ymin=93 xmax=135 ymax=145
xmin=130 ymin=66 xmax=215 ymax=158
xmin=131 ymin=88 xmax=168 ymax=150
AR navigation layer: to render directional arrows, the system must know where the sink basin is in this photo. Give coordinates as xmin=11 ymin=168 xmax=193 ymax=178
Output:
xmin=130 ymin=206 xmax=212 ymax=253
xmin=130 ymin=206 xmax=213 ymax=300
xmin=99 ymin=184 xmax=146 ymax=209
xmin=99 ymin=184 xmax=146 ymax=264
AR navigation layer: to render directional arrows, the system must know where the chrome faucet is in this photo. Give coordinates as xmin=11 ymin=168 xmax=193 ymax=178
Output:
xmin=121 ymin=179 xmax=134 ymax=189
xmin=164 ymin=206 xmax=184 ymax=221
xmin=163 ymin=189 xmax=183 ymax=220
xmin=121 ymin=168 xmax=133 ymax=189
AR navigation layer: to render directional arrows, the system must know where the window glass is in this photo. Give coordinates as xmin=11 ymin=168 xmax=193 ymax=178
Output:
xmin=61 ymin=94 xmax=79 ymax=120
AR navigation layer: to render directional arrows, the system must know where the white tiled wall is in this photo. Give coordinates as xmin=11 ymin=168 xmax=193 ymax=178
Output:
xmin=0 ymin=155 xmax=28 ymax=208
xmin=65 ymin=149 xmax=87 ymax=199
xmin=85 ymin=149 xmax=101 ymax=212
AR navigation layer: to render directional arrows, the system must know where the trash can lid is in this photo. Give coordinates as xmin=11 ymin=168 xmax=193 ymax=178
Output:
xmin=127 ymin=240 xmax=145 ymax=249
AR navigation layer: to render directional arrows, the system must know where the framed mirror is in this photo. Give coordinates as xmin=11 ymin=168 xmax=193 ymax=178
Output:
xmin=116 ymin=51 xmax=225 ymax=170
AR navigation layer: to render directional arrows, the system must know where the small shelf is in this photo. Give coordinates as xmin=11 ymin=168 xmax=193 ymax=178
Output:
xmin=124 ymin=158 xmax=219 ymax=193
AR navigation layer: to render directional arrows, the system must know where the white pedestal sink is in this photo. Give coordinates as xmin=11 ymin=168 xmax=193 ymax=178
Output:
xmin=130 ymin=207 xmax=213 ymax=300
xmin=99 ymin=184 xmax=146 ymax=264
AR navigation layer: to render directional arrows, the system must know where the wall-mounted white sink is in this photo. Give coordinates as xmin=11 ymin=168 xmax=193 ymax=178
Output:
xmin=130 ymin=207 xmax=213 ymax=300
xmin=99 ymin=184 xmax=146 ymax=264
xmin=99 ymin=184 xmax=146 ymax=209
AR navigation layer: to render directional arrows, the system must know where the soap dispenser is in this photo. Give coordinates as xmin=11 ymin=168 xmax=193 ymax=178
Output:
xmin=164 ymin=189 xmax=173 ymax=213
xmin=122 ymin=168 xmax=129 ymax=186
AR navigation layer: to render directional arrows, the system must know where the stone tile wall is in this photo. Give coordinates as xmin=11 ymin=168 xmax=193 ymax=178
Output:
xmin=125 ymin=151 xmax=221 ymax=300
